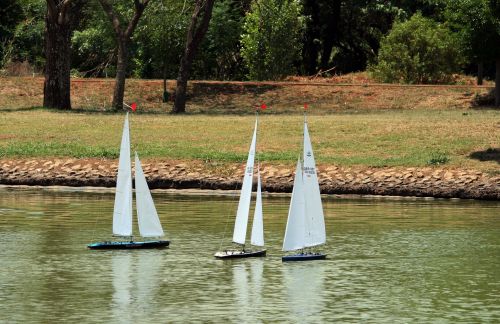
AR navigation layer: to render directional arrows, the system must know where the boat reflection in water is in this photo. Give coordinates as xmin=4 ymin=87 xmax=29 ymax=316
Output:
xmin=282 ymin=264 xmax=325 ymax=321
xmin=111 ymin=251 xmax=164 ymax=321
xmin=232 ymin=260 xmax=264 ymax=319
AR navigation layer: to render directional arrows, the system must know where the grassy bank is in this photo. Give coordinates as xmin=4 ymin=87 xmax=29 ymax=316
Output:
xmin=0 ymin=109 xmax=498 ymax=174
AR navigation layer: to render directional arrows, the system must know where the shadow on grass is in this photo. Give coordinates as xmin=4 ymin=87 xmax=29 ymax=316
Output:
xmin=2 ymin=106 xmax=45 ymax=112
xmin=471 ymin=89 xmax=500 ymax=110
xmin=12 ymin=106 xmax=168 ymax=116
xmin=469 ymin=148 xmax=499 ymax=164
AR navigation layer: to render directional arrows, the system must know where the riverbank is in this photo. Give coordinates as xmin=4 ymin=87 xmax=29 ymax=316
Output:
xmin=1 ymin=76 xmax=498 ymax=200
xmin=1 ymin=158 xmax=498 ymax=200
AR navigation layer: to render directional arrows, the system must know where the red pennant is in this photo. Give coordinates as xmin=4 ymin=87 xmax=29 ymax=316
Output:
xmin=260 ymin=103 xmax=267 ymax=110
xmin=304 ymin=103 xmax=308 ymax=110
xmin=131 ymin=102 xmax=137 ymax=112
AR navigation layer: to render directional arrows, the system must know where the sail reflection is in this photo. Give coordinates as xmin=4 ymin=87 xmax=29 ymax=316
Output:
xmin=111 ymin=253 xmax=133 ymax=322
xmin=111 ymin=251 xmax=164 ymax=322
xmin=232 ymin=260 xmax=264 ymax=320
xmin=282 ymin=264 xmax=325 ymax=321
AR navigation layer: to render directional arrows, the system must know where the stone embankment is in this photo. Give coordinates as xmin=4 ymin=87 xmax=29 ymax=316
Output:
xmin=0 ymin=158 xmax=498 ymax=200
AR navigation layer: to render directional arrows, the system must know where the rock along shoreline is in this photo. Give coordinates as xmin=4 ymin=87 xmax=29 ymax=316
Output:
xmin=0 ymin=158 xmax=498 ymax=200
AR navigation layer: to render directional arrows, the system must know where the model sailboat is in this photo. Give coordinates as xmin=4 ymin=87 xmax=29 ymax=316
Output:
xmin=88 ymin=113 xmax=169 ymax=249
xmin=282 ymin=113 xmax=326 ymax=261
xmin=214 ymin=115 xmax=266 ymax=259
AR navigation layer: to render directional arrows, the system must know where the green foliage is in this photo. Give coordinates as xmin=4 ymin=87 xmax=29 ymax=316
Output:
xmin=71 ymin=3 xmax=115 ymax=77
xmin=445 ymin=0 xmax=500 ymax=64
xmin=133 ymin=0 xmax=191 ymax=79
xmin=328 ymin=1 xmax=408 ymax=74
xmin=370 ymin=13 xmax=464 ymax=84
xmin=1 ymin=0 xmax=44 ymax=70
xmin=72 ymin=25 xmax=116 ymax=76
xmin=0 ymin=0 xmax=23 ymax=64
xmin=427 ymin=151 xmax=450 ymax=165
xmin=4 ymin=0 xmax=495 ymax=82
xmin=240 ymin=0 xmax=304 ymax=80
xmin=196 ymin=0 xmax=245 ymax=80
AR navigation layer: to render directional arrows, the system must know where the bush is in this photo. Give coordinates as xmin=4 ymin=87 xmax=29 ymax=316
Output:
xmin=370 ymin=13 xmax=464 ymax=84
xmin=427 ymin=151 xmax=450 ymax=165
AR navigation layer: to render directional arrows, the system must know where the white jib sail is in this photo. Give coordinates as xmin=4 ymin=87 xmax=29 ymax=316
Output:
xmin=232 ymin=118 xmax=258 ymax=245
xmin=113 ymin=113 xmax=133 ymax=237
xmin=135 ymin=153 xmax=164 ymax=238
xmin=282 ymin=158 xmax=306 ymax=252
xmin=250 ymin=168 xmax=264 ymax=247
xmin=303 ymin=121 xmax=326 ymax=247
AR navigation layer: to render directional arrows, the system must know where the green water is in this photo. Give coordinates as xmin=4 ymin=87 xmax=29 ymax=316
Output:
xmin=0 ymin=186 xmax=499 ymax=323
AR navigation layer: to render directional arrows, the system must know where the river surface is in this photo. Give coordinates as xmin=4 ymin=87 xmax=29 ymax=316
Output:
xmin=0 ymin=186 xmax=499 ymax=323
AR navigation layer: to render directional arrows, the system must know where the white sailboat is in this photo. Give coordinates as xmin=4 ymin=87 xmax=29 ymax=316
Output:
xmin=214 ymin=116 xmax=266 ymax=259
xmin=282 ymin=114 xmax=326 ymax=261
xmin=88 ymin=113 xmax=169 ymax=249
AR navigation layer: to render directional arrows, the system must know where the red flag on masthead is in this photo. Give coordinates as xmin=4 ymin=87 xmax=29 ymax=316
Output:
xmin=260 ymin=103 xmax=267 ymax=110
xmin=130 ymin=102 xmax=137 ymax=112
xmin=304 ymin=103 xmax=308 ymax=110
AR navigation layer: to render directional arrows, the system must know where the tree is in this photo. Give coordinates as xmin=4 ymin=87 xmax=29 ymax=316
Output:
xmin=240 ymin=0 xmax=303 ymax=80
xmin=43 ymin=0 xmax=83 ymax=110
xmin=200 ymin=0 xmax=245 ymax=80
xmin=370 ymin=13 xmax=463 ymax=84
xmin=172 ymin=0 xmax=215 ymax=114
xmin=98 ymin=0 xmax=150 ymax=111
xmin=71 ymin=0 xmax=116 ymax=77
xmin=491 ymin=0 xmax=500 ymax=106
xmin=446 ymin=0 xmax=500 ymax=106
xmin=136 ymin=0 xmax=191 ymax=101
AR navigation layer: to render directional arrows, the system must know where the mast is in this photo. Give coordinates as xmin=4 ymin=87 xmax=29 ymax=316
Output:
xmin=282 ymin=157 xmax=306 ymax=251
xmin=302 ymin=111 xmax=326 ymax=248
xmin=232 ymin=114 xmax=258 ymax=245
xmin=112 ymin=113 xmax=133 ymax=237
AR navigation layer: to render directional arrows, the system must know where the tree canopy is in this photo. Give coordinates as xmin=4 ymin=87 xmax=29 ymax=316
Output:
xmin=1 ymin=0 xmax=499 ymax=86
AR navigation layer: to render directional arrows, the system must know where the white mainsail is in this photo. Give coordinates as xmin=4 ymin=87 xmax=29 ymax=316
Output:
xmin=282 ymin=158 xmax=306 ymax=251
xmin=113 ymin=113 xmax=133 ymax=237
xmin=232 ymin=118 xmax=258 ymax=245
xmin=303 ymin=121 xmax=326 ymax=247
xmin=135 ymin=153 xmax=164 ymax=238
xmin=250 ymin=168 xmax=264 ymax=247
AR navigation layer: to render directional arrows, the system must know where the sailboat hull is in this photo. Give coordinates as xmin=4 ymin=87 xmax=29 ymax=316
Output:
xmin=214 ymin=249 xmax=266 ymax=259
xmin=87 ymin=240 xmax=170 ymax=250
xmin=282 ymin=253 xmax=326 ymax=262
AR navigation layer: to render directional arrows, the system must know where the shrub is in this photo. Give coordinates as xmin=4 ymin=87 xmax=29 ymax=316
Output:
xmin=427 ymin=151 xmax=450 ymax=165
xmin=370 ymin=13 xmax=464 ymax=84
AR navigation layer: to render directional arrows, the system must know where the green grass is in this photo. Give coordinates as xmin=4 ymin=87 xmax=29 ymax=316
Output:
xmin=0 ymin=109 xmax=498 ymax=173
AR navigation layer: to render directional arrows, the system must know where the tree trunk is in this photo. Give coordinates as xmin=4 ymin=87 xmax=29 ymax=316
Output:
xmin=43 ymin=9 xmax=72 ymax=110
xmin=302 ymin=0 xmax=320 ymax=75
xmin=319 ymin=0 xmax=341 ymax=71
xmin=477 ymin=62 xmax=484 ymax=85
xmin=112 ymin=40 xmax=127 ymax=111
xmin=173 ymin=60 xmax=189 ymax=113
xmin=495 ymin=58 xmax=500 ymax=107
xmin=162 ymin=58 xmax=168 ymax=102
xmin=98 ymin=0 xmax=149 ymax=112
xmin=172 ymin=0 xmax=215 ymax=114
